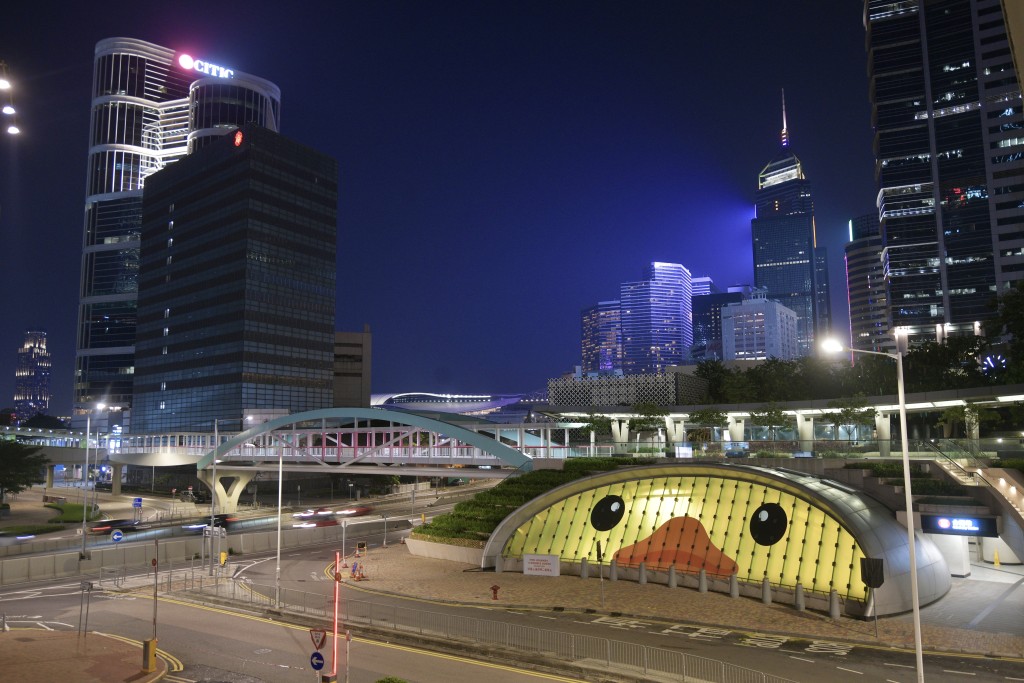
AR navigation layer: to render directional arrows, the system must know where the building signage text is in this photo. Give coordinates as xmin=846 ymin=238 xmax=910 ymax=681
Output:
xmin=177 ymin=54 xmax=234 ymax=79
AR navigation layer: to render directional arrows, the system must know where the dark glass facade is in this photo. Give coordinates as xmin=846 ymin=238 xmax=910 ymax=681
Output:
xmin=845 ymin=213 xmax=890 ymax=352
xmin=866 ymin=0 xmax=1023 ymax=345
xmin=581 ymin=301 xmax=622 ymax=373
xmin=751 ymin=115 xmax=829 ymax=356
xmin=691 ymin=291 xmax=743 ymax=360
xmin=132 ymin=126 xmax=338 ymax=432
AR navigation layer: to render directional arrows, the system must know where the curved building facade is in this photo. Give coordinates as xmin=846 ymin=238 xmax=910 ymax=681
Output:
xmin=483 ymin=463 xmax=950 ymax=616
xmin=76 ymin=38 xmax=280 ymax=413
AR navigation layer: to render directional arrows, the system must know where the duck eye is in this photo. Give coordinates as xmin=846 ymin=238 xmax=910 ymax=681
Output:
xmin=591 ymin=495 xmax=626 ymax=531
xmin=749 ymin=502 xmax=787 ymax=546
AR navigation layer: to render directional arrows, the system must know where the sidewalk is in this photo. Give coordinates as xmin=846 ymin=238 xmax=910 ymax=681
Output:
xmin=0 ymin=630 xmax=167 ymax=683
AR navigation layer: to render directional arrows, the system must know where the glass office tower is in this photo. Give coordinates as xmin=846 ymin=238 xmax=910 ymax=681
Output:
xmin=620 ymin=262 xmax=693 ymax=375
xmin=581 ymin=301 xmax=622 ymax=374
xmin=13 ymin=330 xmax=51 ymax=422
xmin=132 ymin=126 xmax=337 ymax=433
xmin=751 ymin=95 xmax=829 ymax=356
xmin=865 ymin=0 xmax=1023 ymax=345
xmin=75 ymin=38 xmax=280 ymax=414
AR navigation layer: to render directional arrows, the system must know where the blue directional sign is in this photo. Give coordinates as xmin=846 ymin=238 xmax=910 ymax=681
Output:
xmin=133 ymin=497 xmax=142 ymax=508
xmin=310 ymin=652 xmax=325 ymax=671
xmin=111 ymin=530 xmax=124 ymax=543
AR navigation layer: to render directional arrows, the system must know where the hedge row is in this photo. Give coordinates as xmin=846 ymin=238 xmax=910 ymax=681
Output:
xmin=418 ymin=458 xmax=654 ymax=543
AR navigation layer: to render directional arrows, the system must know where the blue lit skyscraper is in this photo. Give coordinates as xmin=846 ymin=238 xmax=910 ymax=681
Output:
xmin=581 ymin=301 xmax=622 ymax=374
xmin=751 ymin=93 xmax=829 ymax=356
xmin=620 ymin=262 xmax=693 ymax=374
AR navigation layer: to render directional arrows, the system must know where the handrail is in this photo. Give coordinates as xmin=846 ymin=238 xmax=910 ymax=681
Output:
xmin=914 ymin=440 xmax=978 ymax=482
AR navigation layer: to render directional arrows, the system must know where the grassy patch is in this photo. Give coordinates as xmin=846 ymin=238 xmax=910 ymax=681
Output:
xmin=0 ymin=524 xmax=67 ymax=537
xmin=44 ymin=502 xmax=100 ymax=524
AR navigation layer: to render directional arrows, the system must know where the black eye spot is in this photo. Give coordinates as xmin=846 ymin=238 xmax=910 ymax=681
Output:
xmin=590 ymin=495 xmax=626 ymax=531
xmin=750 ymin=503 xmax=787 ymax=546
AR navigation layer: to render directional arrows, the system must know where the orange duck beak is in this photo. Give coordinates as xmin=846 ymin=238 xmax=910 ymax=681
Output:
xmin=613 ymin=516 xmax=737 ymax=577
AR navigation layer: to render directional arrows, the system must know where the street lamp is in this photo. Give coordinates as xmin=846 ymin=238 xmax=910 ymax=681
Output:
xmin=822 ymin=335 xmax=924 ymax=683
xmin=80 ymin=402 xmax=106 ymax=559
xmin=208 ymin=418 xmax=231 ymax=577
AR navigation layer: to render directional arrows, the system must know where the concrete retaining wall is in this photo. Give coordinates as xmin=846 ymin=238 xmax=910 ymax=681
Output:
xmin=406 ymin=537 xmax=484 ymax=565
xmin=0 ymin=518 xmax=410 ymax=586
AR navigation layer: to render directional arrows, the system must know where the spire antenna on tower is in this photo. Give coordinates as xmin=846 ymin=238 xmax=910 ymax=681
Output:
xmin=781 ymin=88 xmax=789 ymax=147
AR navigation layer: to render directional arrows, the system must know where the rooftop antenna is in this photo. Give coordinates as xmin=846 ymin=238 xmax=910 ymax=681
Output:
xmin=781 ymin=88 xmax=789 ymax=148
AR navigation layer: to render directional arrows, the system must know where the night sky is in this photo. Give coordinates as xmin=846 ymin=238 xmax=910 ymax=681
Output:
xmin=0 ymin=2 xmax=877 ymax=415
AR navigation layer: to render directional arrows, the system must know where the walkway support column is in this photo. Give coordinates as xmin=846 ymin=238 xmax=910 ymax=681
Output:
xmin=111 ymin=463 xmax=123 ymax=495
xmin=875 ymin=411 xmax=891 ymax=457
xmin=728 ymin=416 xmax=745 ymax=443
xmin=795 ymin=414 xmax=814 ymax=454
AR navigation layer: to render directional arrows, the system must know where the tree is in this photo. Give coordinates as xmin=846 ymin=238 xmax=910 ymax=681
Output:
xmin=693 ymin=360 xmax=731 ymax=403
xmin=823 ymin=396 xmax=877 ymax=441
xmin=0 ymin=440 xmax=47 ymax=503
xmin=903 ymin=336 xmax=990 ymax=392
xmin=629 ymin=402 xmax=669 ymax=432
xmin=687 ymin=408 xmax=729 ymax=444
xmin=579 ymin=412 xmax=612 ymax=437
xmin=22 ymin=414 xmax=68 ymax=430
xmin=937 ymin=403 xmax=999 ymax=439
xmin=984 ymin=280 xmax=1024 ymax=384
xmin=747 ymin=402 xmax=791 ymax=442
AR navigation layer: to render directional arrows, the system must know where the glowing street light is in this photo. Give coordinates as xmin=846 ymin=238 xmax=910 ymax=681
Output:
xmin=821 ymin=334 xmax=923 ymax=683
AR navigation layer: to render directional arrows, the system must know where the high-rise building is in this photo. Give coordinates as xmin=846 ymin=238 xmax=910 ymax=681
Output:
xmin=721 ymin=290 xmax=799 ymax=361
xmin=690 ymin=276 xmax=720 ymax=297
xmin=334 ymin=326 xmax=373 ymax=408
xmin=865 ymin=0 xmax=1024 ymax=346
xmin=13 ymin=330 xmax=51 ymax=422
xmin=75 ymin=38 xmax=280 ymax=414
xmin=131 ymin=126 xmax=337 ymax=432
xmin=581 ymin=301 xmax=622 ymax=374
xmin=845 ymin=213 xmax=890 ymax=352
xmin=751 ymin=93 xmax=829 ymax=356
xmin=620 ymin=262 xmax=693 ymax=374
xmin=691 ymin=291 xmax=743 ymax=360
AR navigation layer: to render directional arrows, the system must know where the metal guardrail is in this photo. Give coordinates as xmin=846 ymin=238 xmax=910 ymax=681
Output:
xmin=178 ymin=578 xmax=798 ymax=683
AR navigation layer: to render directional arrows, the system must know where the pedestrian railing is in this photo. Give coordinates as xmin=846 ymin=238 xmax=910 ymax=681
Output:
xmin=174 ymin=577 xmax=798 ymax=683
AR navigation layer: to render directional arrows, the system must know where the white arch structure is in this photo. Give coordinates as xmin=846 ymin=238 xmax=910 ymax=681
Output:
xmin=195 ymin=408 xmax=534 ymax=512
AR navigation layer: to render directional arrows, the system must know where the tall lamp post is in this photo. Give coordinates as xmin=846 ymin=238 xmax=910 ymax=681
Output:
xmin=208 ymin=418 xmax=230 ymax=576
xmin=80 ymin=402 xmax=106 ymax=558
xmin=822 ymin=335 xmax=924 ymax=683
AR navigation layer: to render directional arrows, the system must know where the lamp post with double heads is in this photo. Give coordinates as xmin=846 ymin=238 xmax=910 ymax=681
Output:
xmin=822 ymin=335 xmax=924 ymax=683
xmin=80 ymin=402 xmax=105 ymax=559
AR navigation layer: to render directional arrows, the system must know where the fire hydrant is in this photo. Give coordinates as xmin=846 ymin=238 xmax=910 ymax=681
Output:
xmin=490 ymin=584 xmax=500 ymax=600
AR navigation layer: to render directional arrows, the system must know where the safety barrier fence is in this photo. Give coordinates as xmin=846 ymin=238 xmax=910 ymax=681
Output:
xmin=177 ymin=577 xmax=798 ymax=683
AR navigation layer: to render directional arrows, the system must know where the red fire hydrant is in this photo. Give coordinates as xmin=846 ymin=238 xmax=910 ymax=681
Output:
xmin=490 ymin=584 xmax=500 ymax=600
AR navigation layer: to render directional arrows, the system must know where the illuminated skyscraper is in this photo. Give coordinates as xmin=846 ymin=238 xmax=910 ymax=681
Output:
xmin=620 ymin=262 xmax=693 ymax=374
xmin=75 ymin=38 xmax=280 ymax=414
xmin=751 ymin=93 xmax=829 ymax=356
xmin=845 ymin=213 xmax=889 ymax=352
xmin=13 ymin=330 xmax=51 ymax=422
xmin=581 ymin=301 xmax=622 ymax=374
xmin=721 ymin=291 xmax=799 ymax=361
xmin=866 ymin=0 xmax=1023 ymax=346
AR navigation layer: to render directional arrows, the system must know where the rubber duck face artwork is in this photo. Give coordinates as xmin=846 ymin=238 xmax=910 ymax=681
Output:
xmin=501 ymin=470 xmax=867 ymax=600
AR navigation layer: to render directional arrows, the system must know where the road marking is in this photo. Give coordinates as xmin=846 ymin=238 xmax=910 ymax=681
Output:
xmin=885 ymin=663 xmax=914 ymax=669
xmin=837 ymin=667 xmax=863 ymax=674
xmin=788 ymin=656 xmax=815 ymax=663
xmin=34 ymin=622 xmax=52 ymax=630
xmin=942 ymin=671 xmax=976 ymax=675
xmin=535 ymin=615 xmax=556 ymax=620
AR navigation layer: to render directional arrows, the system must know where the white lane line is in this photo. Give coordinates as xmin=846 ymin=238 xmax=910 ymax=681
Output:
xmin=885 ymin=663 xmax=914 ymax=669
xmin=942 ymin=671 xmax=975 ymax=676
xmin=535 ymin=615 xmax=556 ymax=620
xmin=837 ymin=667 xmax=863 ymax=675
xmin=789 ymin=656 xmax=815 ymax=663
xmin=780 ymin=649 xmax=805 ymax=654
xmin=35 ymin=622 xmax=53 ymax=630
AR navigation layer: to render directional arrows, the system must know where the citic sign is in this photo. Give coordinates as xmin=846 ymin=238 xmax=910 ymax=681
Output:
xmin=177 ymin=54 xmax=234 ymax=79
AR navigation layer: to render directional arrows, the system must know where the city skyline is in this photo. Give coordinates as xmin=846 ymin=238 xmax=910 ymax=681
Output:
xmin=0 ymin=2 xmax=875 ymax=415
